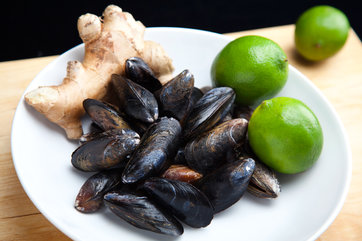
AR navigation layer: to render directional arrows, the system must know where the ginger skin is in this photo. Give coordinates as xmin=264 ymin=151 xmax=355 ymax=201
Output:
xmin=25 ymin=5 xmax=174 ymax=139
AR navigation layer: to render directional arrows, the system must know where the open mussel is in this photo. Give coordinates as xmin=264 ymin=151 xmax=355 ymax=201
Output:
xmin=157 ymin=70 xmax=194 ymax=124
xmin=125 ymin=57 xmax=162 ymax=92
xmin=83 ymin=99 xmax=130 ymax=131
xmin=104 ymin=189 xmax=183 ymax=236
xmin=112 ymin=74 xmax=158 ymax=123
xmin=72 ymin=129 xmax=140 ymax=172
xmin=161 ymin=164 xmax=203 ymax=184
xmin=183 ymin=87 xmax=235 ymax=140
xmin=122 ymin=117 xmax=181 ymax=184
xmin=185 ymin=118 xmax=248 ymax=174
xmin=248 ymin=158 xmax=280 ymax=199
xmin=75 ymin=169 xmax=122 ymax=213
xmin=197 ymin=158 xmax=255 ymax=213
xmin=142 ymin=177 xmax=213 ymax=228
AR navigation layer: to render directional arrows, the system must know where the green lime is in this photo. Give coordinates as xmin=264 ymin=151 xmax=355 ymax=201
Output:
xmin=248 ymin=97 xmax=323 ymax=174
xmin=295 ymin=5 xmax=350 ymax=61
xmin=211 ymin=35 xmax=288 ymax=106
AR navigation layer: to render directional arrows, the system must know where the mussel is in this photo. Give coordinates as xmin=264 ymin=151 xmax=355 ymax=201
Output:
xmin=157 ymin=70 xmax=194 ymax=124
xmin=125 ymin=57 xmax=162 ymax=92
xmin=142 ymin=177 xmax=213 ymax=228
xmin=185 ymin=118 xmax=248 ymax=174
xmin=112 ymin=74 xmax=158 ymax=123
xmin=197 ymin=158 xmax=255 ymax=213
xmin=83 ymin=99 xmax=130 ymax=131
xmin=189 ymin=87 xmax=203 ymax=111
xmin=72 ymin=129 xmax=140 ymax=172
xmin=183 ymin=87 xmax=235 ymax=140
xmin=248 ymin=158 xmax=280 ymax=199
xmin=104 ymin=189 xmax=183 ymax=236
xmin=161 ymin=164 xmax=203 ymax=183
xmin=122 ymin=117 xmax=181 ymax=184
xmin=74 ymin=169 xmax=122 ymax=213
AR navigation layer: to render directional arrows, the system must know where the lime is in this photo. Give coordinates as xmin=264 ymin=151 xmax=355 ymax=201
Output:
xmin=248 ymin=97 xmax=323 ymax=174
xmin=295 ymin=5 xmax=350 ymax=61
xmin=211 ymin=36 xmax=288 ymax=106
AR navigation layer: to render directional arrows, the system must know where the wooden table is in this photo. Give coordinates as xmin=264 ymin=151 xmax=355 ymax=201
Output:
xmin=0 ymin=24 xmax=361 ymax=240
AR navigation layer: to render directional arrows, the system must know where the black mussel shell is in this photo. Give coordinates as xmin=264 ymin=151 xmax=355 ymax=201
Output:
xmin=185 ymin=118 xmax=248 ymax=174
xmin=72 ymin=129 xmax=140 ymax=172
xmin=197 ymin=158 xmax=255 ymax=213
xmin=248 ymin=158 xmax=280 ymax=199
xmin=75 ymin=169 xmax=122 ymax=213
xmin=189 ymin=87 xmax=203 ymax=110
xmin=112 ymin=74 xmax=158 ymax=123
xmin=125 ymin=57 xmax=162 ymax=92
xmin=183 ymin=87 xmax=235 ymax=140
xmin=157 ymin=70 xmax=194 ymax=124
xmin=142 ymin=177 xmax=213 ymax=228
xmin=83 ymin=99 xmax=130 ymax=131
xmin=122 ymin=117 xmax=181 ymax=184
xmin=104 ymin=190 xmax=183 ymax=236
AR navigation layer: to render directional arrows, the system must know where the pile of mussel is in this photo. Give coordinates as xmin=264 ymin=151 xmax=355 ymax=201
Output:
xmin=71 ymin=57 xmax=281 ymax=236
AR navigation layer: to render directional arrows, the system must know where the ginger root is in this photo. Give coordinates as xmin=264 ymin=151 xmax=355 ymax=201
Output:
xmin=25 ymin=5 xmax=174 ymax=139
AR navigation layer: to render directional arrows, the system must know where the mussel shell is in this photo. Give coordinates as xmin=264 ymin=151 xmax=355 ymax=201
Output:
xmin=161 ymin=165 xmax=203 ymax=184
xmin=183 ymin=87 xmax=235 ymax=140
xmin=122 ymin=117 xmax=181 ymax=184
xmin=72 ymin=129 xmax=140 ymax=172
xmin=185 ymin=118 xmax=248 ymax=174
xmin=125 ymin=57 xmax=162 ymax=92
xmin=197 ymin=158 xmax=255 ymax=213
xmin=74 ymin=169 xmax=122 ymax=213
xmin=157 ymin=70 xmax=194 ymax=124
xmin=79 ymin=126 xmax=126 ymax=145
xmin=112 ymin=74 xmax=158 ymax=123
xmin=248 ymin=158 xmax=280 ymax=199
xmin=83 ymin=99 xmax=130 ymax=131
xmin=189 ymin=87 xmax=203 ymax=110
xmin=104 ymin=190 xmax=183 ymax=236
xmin=142 ymin=177 xmax=213 ymax=228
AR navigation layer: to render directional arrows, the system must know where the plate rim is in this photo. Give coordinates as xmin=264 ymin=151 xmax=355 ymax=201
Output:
xmin=10 ymin=27 xmax=352 ymax=241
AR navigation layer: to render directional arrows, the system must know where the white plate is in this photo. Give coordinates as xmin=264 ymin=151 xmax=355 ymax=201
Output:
xmin=11 ymin=27 xmax=352 ymax=241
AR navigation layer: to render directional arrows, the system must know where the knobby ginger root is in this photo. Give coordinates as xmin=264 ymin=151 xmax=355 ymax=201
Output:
xmin=25 ymin=5 xmax=174 ymax=139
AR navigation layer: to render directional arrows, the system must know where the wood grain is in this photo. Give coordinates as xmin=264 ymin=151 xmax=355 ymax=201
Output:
xmin=0 ymin=25 xmax=361 ymax=240
xmin=0 ymin=56 xmax=70 ymax=240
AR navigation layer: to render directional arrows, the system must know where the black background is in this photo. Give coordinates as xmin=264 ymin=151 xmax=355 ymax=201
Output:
xmin=2 ymin=0 xmax=360 ymax=62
